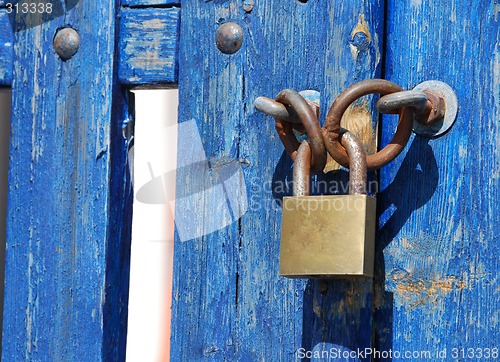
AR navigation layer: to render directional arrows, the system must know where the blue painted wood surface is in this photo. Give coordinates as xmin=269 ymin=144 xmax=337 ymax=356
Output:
xmin=1 ymin=7 xmax=181 ymax=86
xmin=122 ymin=0 xmax=180 ymax=6
xmin=0 ymin=0 xmax=496 ymax=360
xmin=2 ymin=1 xmax=133 ymax=360
xmin=374 ymin=1 xmax=500 ymax=359
xmin=172 ymin=1 xmax=383 ymax=360
xmin=119 ymin=7 xmax=180 ymax=85
xmin=0 ymin=89 xmax=10 ymax=356
xmin=0 ymin=10 xmax=12 ymax=86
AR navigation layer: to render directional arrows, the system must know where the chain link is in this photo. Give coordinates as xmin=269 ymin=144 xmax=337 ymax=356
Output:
xmin=255 ymin=79 xmax=444 ymax=172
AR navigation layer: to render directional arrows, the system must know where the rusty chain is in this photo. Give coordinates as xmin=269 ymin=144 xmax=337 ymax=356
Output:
xmin=293 ymin=129 xmax=367 ymax=197
xmin=255 ymin=78 xmax=446 ymax=171
xmin=274 ymin=89 xmax=326 ymax=172
xmin=323 ymin=79 xmax=413 ymax=170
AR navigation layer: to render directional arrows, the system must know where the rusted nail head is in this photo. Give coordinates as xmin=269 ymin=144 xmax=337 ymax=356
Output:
xmin=216 ymin=22 xmax=244 ymax=54
xmin=53 ymin=27 xmax=80 ymax=60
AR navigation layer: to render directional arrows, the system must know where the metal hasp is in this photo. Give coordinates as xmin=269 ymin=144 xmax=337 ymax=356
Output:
xmin=377 ymin=80 xmax=458 ymax=138
xmin=412 ymin=80 xmax=458 ymax=137
xmin=254 ymin=90 xmax=320 ymax=125
xmin=279 ymin=131 xmax=376 ymax=278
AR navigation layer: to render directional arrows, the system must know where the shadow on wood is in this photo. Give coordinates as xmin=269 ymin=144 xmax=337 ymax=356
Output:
xmin=373 ymin=137 xmax=438 ymax=358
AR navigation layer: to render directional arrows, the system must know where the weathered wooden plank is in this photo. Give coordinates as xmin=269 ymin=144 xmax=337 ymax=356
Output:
xmin=2 ymin=1 xmax=133 ymax=360
xmin=118 ymin=7 xmax=179 ymax=85
xmin=0 ymin=89 xmax=11 ymax=355
xmin=172 ymin=1 xmax=384 ymax=360
xmin=375 ymin=0 xmax=500 ymax=358
xmin=122 ymin=0 xmax=180 ymax=6
xmin=0 ymin=10 xmax=12 ymax=86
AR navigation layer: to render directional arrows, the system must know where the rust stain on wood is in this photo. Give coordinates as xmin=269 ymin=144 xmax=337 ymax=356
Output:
xmin=394 ymin=276 xmax=467 ymax=310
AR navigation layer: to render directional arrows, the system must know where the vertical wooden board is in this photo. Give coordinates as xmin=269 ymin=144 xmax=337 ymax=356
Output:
xmin=375 ymin=0 xmax=500 ymax=358
xmin=172 ymin=1 xmax=384 ymax=360
xmin=2 ymin=1 xmax=133 ymax=361
xmin=171 ymin=2 xmax=242 ymax=360
xmin=0 ymin=89 xmax=11 ymax=354
xmin=118 ymin=7 xmax=180 ymax=85
xmin=0 ymin=10 xmax=12 ymax=86
xmin=240 ymin=1 xmax=384 ymax=360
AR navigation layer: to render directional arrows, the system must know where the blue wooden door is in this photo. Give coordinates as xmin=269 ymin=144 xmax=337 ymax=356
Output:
xmin=0 ymin=0 xmax=498 ymax=361
xmin=171 ymin=1 xmax=384 ymax=361
xmin=171 ymin=1 xmax=499 ymax=361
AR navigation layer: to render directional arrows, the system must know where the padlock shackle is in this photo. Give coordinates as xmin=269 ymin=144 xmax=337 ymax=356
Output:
xmin=293 ymin=140 xmax=311 ymax=197
xmin=339 ymin=130 xmax=367 ymax=195
xmin=292 ymin=130 xmax=367 ymax=196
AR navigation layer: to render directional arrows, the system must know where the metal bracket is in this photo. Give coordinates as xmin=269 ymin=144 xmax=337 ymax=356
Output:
xmin=411 ymin=80 xmax=458 ymax=138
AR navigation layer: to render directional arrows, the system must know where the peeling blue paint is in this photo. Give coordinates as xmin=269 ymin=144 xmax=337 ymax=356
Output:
xmin=121 ymin=0 xmax=180 ymax=5
xmin=119 ymin=7 xmax=180 ymax=85
xmin=2 ymin=2 xmax=133 ymax=361
xmin=0 ymin=10 xmax=12 ymax=86
xmin=171 ymin=1 xmax=384 ymax=361
xmin=375 ymin=0 xmax=500 ymax=355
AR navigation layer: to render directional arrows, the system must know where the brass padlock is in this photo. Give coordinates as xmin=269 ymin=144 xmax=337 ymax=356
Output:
xmin=279 ymin=131 xmax=376 ymax=278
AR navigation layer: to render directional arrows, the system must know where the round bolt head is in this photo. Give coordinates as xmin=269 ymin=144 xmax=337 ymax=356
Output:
xmin=216 ymin=22 xmax=243 ymax=54
xmin=412 ymin=80 xmax=458 ymax=138
xmin=53 ymin=27 xmax=80 ymax=60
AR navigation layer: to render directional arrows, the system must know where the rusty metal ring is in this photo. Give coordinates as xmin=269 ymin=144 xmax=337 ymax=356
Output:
xmin=323 ymin=79 xmax=413 ymax=170
xmin=275 ymin=89 xmax=326 ymax=172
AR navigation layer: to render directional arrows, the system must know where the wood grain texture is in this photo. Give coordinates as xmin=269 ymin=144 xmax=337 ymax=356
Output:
xmin=0 ymin=89 xmax=11 ymax=355
xmin=119 ymin=7 xmax=179 ymax=85
xmin=172 ymin=1 xmax=383 ymax=360
xmin=375 ymin=0 xmax=500 ymax=359
xmin=1 ymin=7 xmax=181 ymax=87
xmin=122 ymin=0 xmax=180 ymax=6
xmin=2 ymin=1 xmax=133 ymax=360
xmin=0 ymin=10 xmax=12 ymax=86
